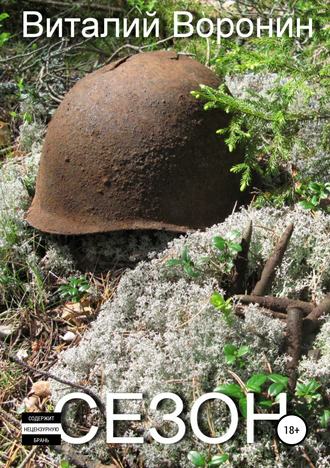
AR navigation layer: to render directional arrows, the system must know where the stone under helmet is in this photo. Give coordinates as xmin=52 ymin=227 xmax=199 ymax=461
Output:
xmin=26 ymin=51 xmax=244 ymax=235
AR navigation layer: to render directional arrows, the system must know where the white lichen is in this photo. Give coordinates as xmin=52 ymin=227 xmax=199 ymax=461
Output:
xmin=51 ymin=205 xmax=330 ymax=467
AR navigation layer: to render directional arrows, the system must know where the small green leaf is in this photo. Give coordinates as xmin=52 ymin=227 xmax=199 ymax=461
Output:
xmin=225 ymin=354 xmax=236 ymax=365
xmin=228 ymin=242 xmax=243 ymax=253
xmin=211 ymin=292 xmax=226 ymax=309
xmin=300 ymin=200 xmax=314 ymax=210
xmin=166 ymin=259 xmax=182 ymax=267
xmin=0 ymin=12 xmax=9 ymax=21
xmin=60 ymin=461 xmax=71 ymax=468
xmin=246 ymin=374 xmax=268 ymax=389
xmin=311 ymin=195 xmax=319 ymax=205
xmin=268 ymin=382 xmax=285 ymax=397
xmin=320 ymin=409 xmax=330 ymax=429
xmin=188 ymin=451 xmax=206 ymax=467
xmin=224 ymin=344 xmax=237 ymax=355
xmin=268 ymin=374 xmax=288 ymax=386
xmin=181 ymin=246 xmax=190 ymax=263
xmin=183 ymin=264 xmax=199 ymax=278
xmin=213 ymin=236 xmax=226 ymax=250
xmin=246 ymin=384 xmax=261 ymax=393
xmin=258 ymin=399 xmax=273 ymax=408
xmin=309 ymin=182 xmax=321 ymax=191
xmin=236 ymin=346 xmax=250 ymax=357
xmin=239 ymin=397 xmax=247 ymax=418
xmin=214 ymin=383 xmax=244 ymax=399
xmin=305 ymin=379 xmax=321 ymax=394
xmin=295 ymin=382 xmax=306 ymax=396
xmin=209 ymin=454 xmax=229 ymax=467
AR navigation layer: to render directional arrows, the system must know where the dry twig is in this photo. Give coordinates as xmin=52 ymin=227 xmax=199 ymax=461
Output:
xmin=1 ymin=342 xmax=106 ymax=415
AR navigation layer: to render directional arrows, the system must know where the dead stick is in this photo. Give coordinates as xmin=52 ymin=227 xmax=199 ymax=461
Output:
xmin=303 ymin=294 xmax=330 ymax=334
xmin=17 ymin=446 xmax=38 ymax=468
xmin=231 ymin=221 xmax=253 ymax=294
xmin=300 ymin=447 xmax=316 ymax=468
xmin=1 ymin=343 xmax=106 ymax=415
xmin=286 ymin=307 xmax=303 ymax=391
xmin=0 ymin=406 xmax=20 ymax=428
xmin=252 ymin=223 xmax=294 ymax=296
xmin=235 ymin=294 xmax=313 ymax=316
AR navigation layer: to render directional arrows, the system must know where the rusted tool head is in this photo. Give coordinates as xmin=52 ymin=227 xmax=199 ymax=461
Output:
xmin=26 ymin=51 xmax=244 ymax=235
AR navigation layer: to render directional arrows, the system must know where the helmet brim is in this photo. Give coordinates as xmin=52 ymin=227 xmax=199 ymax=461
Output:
xmin=26 ymin=202 xmax=193 ymax=235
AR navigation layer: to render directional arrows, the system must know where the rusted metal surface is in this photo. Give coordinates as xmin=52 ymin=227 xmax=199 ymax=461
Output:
xmin=26 ymin=51 xmax=244 ymax=235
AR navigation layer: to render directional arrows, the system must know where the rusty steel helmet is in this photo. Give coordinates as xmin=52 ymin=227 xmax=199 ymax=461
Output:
xmin=26 ymin=51 xmax=244 ymax=235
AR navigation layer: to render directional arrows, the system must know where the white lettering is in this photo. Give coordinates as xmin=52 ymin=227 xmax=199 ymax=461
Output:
xmin=296 ymin=18 xmax=313 ymax=38
xmin=191 ymin=393 xmax=239 ymax=444
xmin=256 ymin=18 xmax=273 ymax=37
xmin=149 ymin=393 xmax=185 ymax=444
xmin=217 ymin=18 xmax=234 ymax=40
xmin=236 ymin=18 xmax=254 ymax=38
xmin=246 ymin=393 xmax=287 ymax=443
xmin=101 ymin=18 xmax=120 ymax=38
xmin=82 ymin=18 xmax=99 ymax=38
xmin=197 ymin=18 xmax=214 ymax=38
xmin=55 ymin=393 xmax=99 ymax=444
xmin=23 ymin=11 xmax=43 ymax=38
xmin=174 ymin=11 xmax=194 ymax=37
xmin=276 ymin=18 xmax=293 ymax=37
xmin=143 ymin=12 xmax=160 ymax=38
xmin=64 ymin=18 xmax=81 ymax=38
xmin=106 ymin=393 xmax=144 ymax=444
xmin=46 ymin=18 xmax=63 ymax=38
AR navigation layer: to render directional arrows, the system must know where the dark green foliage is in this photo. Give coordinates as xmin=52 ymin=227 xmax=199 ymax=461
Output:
xmin=223 ymin=343 xmax=249 ymax=366
xmin=213 ymin=232 xmax=242 ymax=272
xmin=296 ymin=181 xmax=330 ymax=213
xmin=210 ymin=293 xmax=234 ymax=326
xmin=188 ymin=451 xmax=229 ymax=467
xmin=192 ymin=0 xmax=329 ymax=202
xmin=320 ymin=409 xmax=330 ymax=429
xmin=295 ymin=379 xmax=322 ymax=405
xmin=0 ymin=12 xmax=10 ymax=47
xmin=214 ymin=345 xmax=289 ymax=418
xmin=166 ymin=246 xmax=200 ymax=278
xmin=58 ymin=276 xmax=90 ymax=302
xmin=127 ymin=0 xmax=158 ymax=13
